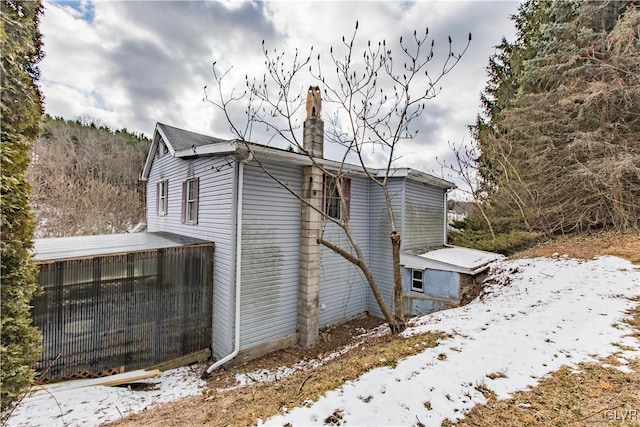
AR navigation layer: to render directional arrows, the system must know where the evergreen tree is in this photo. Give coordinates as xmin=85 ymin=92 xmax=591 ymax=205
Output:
xmin=473 ymin=0 xmax=639 ymax=234
xmin=1 ymin=0 xmax=44 ymax=416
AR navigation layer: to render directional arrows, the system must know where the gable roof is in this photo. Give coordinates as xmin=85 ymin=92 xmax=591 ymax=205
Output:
xmin=140 ymin=122 xmax=455 ymax=190
xmin=158 ymin=122 xmax=228 ymax=152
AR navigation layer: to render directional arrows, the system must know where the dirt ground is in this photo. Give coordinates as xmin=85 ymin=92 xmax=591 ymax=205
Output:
xmin=109 ymin=230 xmax=640 ymax=427
xmin=110 ymin=317 xmax=444 ymax=427
xmin=203 ymin=315 xmax=386 ymax=391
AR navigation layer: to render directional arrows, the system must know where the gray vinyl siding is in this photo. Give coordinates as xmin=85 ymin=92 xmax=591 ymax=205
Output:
xmin=402 ymin=180 xmax=447 ymax=250
xmin=318 ymin=175 xmax=369 ymax=327
xmin=367 ymin=178 xmax=404 ymax=319
xmin=239 ymin=161 xmax=302 ymax=349
xmin=146 ymin=154 xmax=236 ymax=359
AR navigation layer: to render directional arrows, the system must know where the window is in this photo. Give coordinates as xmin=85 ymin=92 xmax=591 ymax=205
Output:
xmin=181 ymin=178 xmax=199 ymax=224
xmin=156 ymin=179 xmax=168 ymax=216
xmin=324 ymin=175 xmax=351 ymax=220
xmin=411 ymin=269 xmax=424 ymax=292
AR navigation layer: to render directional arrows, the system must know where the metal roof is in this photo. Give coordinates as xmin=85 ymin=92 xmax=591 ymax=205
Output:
xmin=33 ymin=232 xmax=213 ymax=262
xmin=401 ymin=246 xmax=504 ymax=275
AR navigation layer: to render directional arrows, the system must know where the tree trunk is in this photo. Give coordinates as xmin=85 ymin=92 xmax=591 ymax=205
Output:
xmin=318 ymin=237 xmax=400 ymax=333
xmin=391 ymin=231 xmax=406 ymax=331
xmin=360 ymin=256 xmax=401 ymax=334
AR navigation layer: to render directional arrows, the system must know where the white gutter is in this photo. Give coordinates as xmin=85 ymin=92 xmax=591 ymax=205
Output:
xmin=202 ymin=153 xmax=251 ymax=377
xmin=174 ymin=140 xmax=237 ymax=158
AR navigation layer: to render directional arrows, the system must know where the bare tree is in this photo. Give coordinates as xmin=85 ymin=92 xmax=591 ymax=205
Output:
xmin=438 ymin=141 xmax=496 ymax=241
xmin=206 ymin=22 xmax=470 ymax=333
xmin=28 ymin=117 xmax=148 ymax=237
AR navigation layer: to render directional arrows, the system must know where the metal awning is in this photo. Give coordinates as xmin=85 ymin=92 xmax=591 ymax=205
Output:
xmin=34 ymin=232 xmax=212 ymax=262
xmin=401 ymin=246 xmax=504 ymax=275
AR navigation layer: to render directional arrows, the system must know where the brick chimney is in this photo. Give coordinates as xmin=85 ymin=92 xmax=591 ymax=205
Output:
xmin=298 ymin=87 xmax=323 ymax=347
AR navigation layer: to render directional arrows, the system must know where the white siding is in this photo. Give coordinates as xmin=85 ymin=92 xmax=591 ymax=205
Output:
xmin=146 ymin=154 xmax=236 ymax=359
xmin=402 ymin=180 xmax=447 ymax=249
xmin=367 ymin=178 xmax=404 ymax=319
xmin=146 ymin=148 xmax=449 ymax=355
xmin=318 ymin=175 xmax=369 ymax=327
xmin=239 ymin=161 xmax=302 ymax=349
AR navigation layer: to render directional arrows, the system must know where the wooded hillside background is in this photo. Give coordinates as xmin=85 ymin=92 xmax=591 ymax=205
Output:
xmin=27 ymin=116 xmax=149 ymax=237
xmin=24 ymin=1 xmax=640 ymax=244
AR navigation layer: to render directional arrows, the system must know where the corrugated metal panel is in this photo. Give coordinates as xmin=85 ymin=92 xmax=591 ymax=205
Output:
xmin=239 ymin=161 xmax=301 ymax=349
xmin=402 ymin=179 xmax=446 ymax=250
xmin=34 ymin=232 xmax=210 ymax=262
xmin=367 ymin=178 xmax=404 ymax=319
xmin=319 ymin=175 xmax=368 ymax=326
xmin=146 ymin=154 xmax=236 ymax=359
xmin=32 ymin=245 xmax=213 ymax=380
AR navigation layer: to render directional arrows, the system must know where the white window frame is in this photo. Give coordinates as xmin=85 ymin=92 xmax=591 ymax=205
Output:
xmin=411 ymin=269 xmax=424 ymax=292
xmin=157 ymin=180 xmax=168 ymax=216
xmin=186 ymin=179 xmax=196 ymax=224
xmin=181 ymin=177 xmax=199 ymax=225
xmin=324 ymin=175 xmax=351 ymax=220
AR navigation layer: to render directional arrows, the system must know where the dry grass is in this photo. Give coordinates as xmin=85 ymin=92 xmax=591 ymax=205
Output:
xmin=110 ymin=231 xmax=640 ymax=427
xmin=514 ymin=229 xmax=640 ymax=263
xmin=109 ymin=330 xmax=447 ymax=427
xmin=448 ymin=360 xmax=640 ymax=427
xmin=446 ymin=232 xmax=640 ymax=427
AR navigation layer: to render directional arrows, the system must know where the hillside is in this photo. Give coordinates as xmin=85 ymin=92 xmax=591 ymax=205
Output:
xmin=7 ymin=232 xmax=639 ymax=426
xmin=27 ymin=116 xmax=149 ymax=237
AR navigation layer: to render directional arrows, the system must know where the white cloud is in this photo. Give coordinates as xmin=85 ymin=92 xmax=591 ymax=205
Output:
xmin=39 ymin=0 xmax=520 ymax=190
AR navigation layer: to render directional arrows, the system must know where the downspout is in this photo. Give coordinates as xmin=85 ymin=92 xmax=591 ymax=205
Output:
xmin=201 ymin=153 xmax=252 ymax=378
xmin=443 ymin=190 xmax=449 ymax=246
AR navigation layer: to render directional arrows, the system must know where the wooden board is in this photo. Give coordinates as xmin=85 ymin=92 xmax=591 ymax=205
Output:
xmin=32 ymin=369 xmax=162 ymax=394
xmin=148 ymin=348 xmax=210 ymax=372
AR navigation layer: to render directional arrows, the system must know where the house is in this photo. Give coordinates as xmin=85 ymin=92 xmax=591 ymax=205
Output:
xmin=140 ymin=111 xmax=502 ymax=370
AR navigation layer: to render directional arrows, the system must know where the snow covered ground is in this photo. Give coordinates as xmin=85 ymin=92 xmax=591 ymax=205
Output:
xmin=6 ymin=365 xmax=207 ymax=427
xmin=7 ymin=255 xmax=640 ymax=427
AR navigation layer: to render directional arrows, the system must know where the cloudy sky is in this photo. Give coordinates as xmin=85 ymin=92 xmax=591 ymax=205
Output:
xmin=39 ymin=0 xmax=520 ymax=186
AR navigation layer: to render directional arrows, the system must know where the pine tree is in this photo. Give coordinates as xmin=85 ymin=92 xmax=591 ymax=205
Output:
xmin=1 ymin=0 xmax=44 ymax=416
xmin=473 ymin=0 xmax=639 ymax=234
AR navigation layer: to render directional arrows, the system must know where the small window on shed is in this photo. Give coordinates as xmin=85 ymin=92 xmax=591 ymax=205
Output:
xmin=411 ymin=269 xmax=424 ymax=292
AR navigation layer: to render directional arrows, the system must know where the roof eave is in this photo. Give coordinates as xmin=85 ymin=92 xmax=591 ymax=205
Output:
xmin=400 ymin=252 xmax=476 ymax=275
xmin=406 ymin=169 xmax=456 ymax=189
xmin=174 ymin=140 xmax=238 ymax=158
xmin=374 ymin=168 xmax=456 ymax=189
xmin=140 ymin=124 xmax=162 ymax=181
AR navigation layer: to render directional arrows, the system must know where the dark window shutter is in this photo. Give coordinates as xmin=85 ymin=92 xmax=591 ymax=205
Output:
xmin=322 ymin=174 xmax=326 ymax=214
xmin=156 ymin=182 xmax=160 ymax=215
xmin=181 ymin=181 xmax=187 ymax=223
xmin=342 ymin=177 xmax=351 ymax=220
xmin=322 ymin=174 xmax=327 ymax=213
xmin=193 ymin=177 xmax=199 ymax=225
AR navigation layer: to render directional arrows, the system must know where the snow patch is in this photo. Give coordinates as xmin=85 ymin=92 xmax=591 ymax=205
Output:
xmin=7 ymin=256 xmax=640 ymax=427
